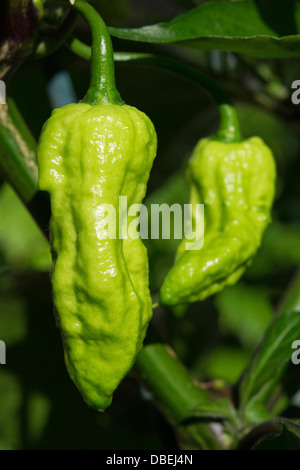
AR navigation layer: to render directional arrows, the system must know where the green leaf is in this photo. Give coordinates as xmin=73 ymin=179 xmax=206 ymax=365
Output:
xmin=238 ymin=311 xmax=300 ymax=424
xmin=239 ymin=418 xmax=300 ymax=450
xmin=109 ymin=0 xmax=300 ymax=58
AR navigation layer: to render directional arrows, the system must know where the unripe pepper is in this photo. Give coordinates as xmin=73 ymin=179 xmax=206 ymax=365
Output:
xmin=160 ymin=125 xmax=276 ymax=306
xmin=37 ymin=1 xmax=157 ymax=410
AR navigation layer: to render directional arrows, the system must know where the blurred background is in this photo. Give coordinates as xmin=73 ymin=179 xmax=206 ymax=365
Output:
xmin=1 ymin=0 xmax=300 ymax=449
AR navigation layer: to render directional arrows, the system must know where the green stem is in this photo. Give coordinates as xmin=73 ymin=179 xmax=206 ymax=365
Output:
xmin=136 ymin=344 xmax=213 ymax=424
xmin=7 ymin=97 xmax=37 ymax=155
xmin=135 ymin=344 xmax=224 ymax=449
xmin=0 ymin=101 xmax=37 ymax=204
xmin=68 ymin=39 xmax=241 ymax=142
xmin=70 ymin=1 xmax=123 ymax=105
xmin=0 ymin=98 xmax=51 ymax=237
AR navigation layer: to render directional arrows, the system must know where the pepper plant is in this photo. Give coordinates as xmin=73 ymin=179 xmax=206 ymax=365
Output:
xmin=1 ymin=0 xmax=300 ymax=451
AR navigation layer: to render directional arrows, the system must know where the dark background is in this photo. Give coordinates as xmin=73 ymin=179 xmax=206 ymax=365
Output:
xmin=1 ymin=0 xmax=300 ymax=449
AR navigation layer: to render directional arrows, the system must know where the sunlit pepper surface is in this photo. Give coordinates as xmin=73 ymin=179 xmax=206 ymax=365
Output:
xmin=160 ymin=137 xmax=276 ymax=306
xmin=38 ymin=102 xmax=157 ymax=410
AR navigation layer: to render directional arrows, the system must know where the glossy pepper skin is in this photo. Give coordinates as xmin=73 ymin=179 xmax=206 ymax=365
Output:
xmin=38 ymin=102 xmax=157 ymax=410
xmin=160 ymin=137 xmax=276 ymax=306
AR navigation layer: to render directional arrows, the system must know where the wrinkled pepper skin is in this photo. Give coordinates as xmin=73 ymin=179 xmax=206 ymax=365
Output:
xmin=160 ymin=137 xmax=276 ymax=306
xmin=38 ymin=102 xmax=157 ymax=410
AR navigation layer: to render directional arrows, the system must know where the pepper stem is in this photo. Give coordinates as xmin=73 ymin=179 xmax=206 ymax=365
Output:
xmin=67 ymin=41 xmax=241 ymax=141
xmin=217 ymin=103 xmax=241 ymax=143
xmin=70 ymin=0 xmax=123 ymax=105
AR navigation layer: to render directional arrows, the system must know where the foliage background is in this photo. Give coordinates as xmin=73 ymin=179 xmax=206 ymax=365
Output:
xmin=1 ymin=0 xmax=300 ymax=449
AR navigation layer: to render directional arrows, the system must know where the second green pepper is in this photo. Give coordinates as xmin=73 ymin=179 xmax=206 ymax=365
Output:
xmin=160 ymin=136 xmax=276 ymax=306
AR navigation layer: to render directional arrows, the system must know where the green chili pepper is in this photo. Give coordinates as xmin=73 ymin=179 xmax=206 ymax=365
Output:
xmin=37 ymin=1 xmax=157 ymax=410
xmin=160 ymin=135 xmax=276 ymax=307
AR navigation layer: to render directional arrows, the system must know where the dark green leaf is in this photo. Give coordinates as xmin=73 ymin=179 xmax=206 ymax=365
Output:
xmin=109 ymin=0 xmax=300 ymax=58
xmin=238 ymin=311 xmax=300 ymax=424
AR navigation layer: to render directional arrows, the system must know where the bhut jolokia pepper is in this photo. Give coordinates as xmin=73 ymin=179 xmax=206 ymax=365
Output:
xmin=37 ymin=1 xmax=157 ymax=410
xmin=160 ymin=105 xmax=276 ymax=307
